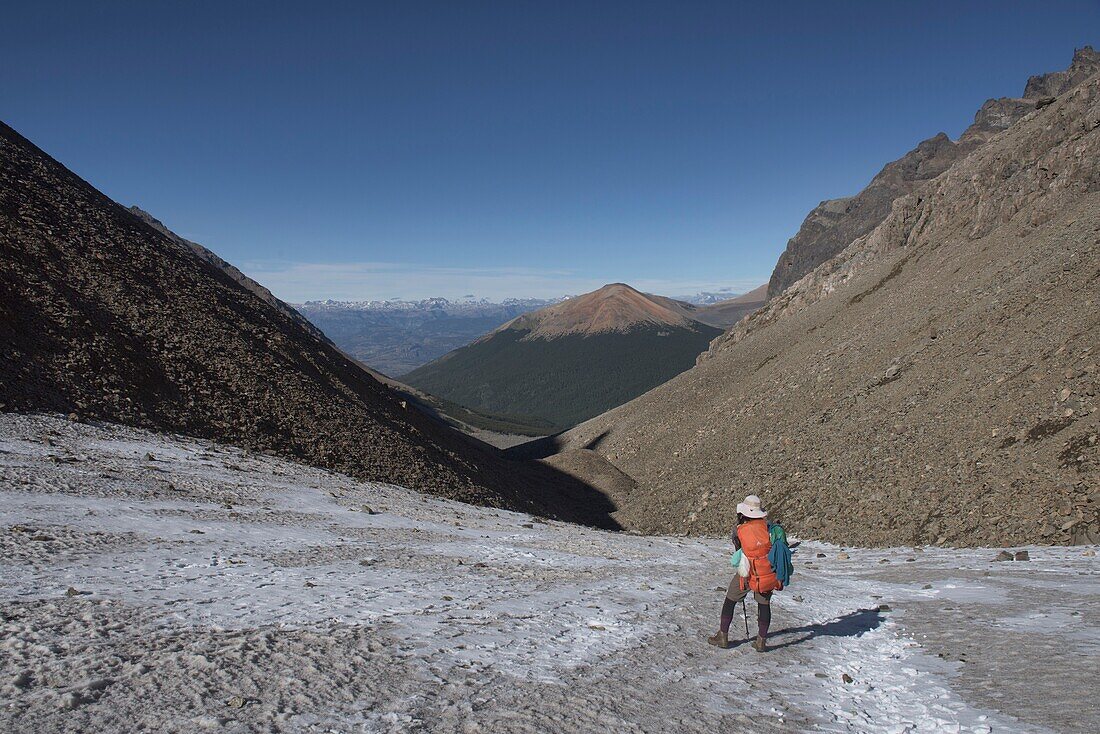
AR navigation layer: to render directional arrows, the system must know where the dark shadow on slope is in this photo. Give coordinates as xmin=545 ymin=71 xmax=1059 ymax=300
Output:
xmin=765 ymin=608 xmax=885 ymax=650
xmin=403 ymin=325 xmax=721 ymax=430
xmin=517 ymin=460 xmax=623 ymax=531
xmin=502 ymin=433 xmax=567 ymax=461
xmin=502 ymin=429 xmax=613 ymax=461
xmin=582 ymin=430 xmax=611 ymax=452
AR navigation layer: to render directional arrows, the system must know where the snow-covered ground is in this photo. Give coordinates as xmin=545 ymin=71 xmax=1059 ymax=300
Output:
xmin=0 ymin=414 xmax=1096 ymax=733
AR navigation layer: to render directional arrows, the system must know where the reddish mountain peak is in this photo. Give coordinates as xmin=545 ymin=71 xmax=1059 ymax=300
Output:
xmin=500 ymin=283 xmax=699 ymax=338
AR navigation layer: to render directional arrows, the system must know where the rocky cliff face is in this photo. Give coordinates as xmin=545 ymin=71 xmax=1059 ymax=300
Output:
xmin=0 ymin=121 xmax=615 ymax=527
xmin=766 ymin=46 xmax=1100 ymax=300
xmin=766 ymin=134 xmax=970 ymax=299
xmin=549 ymin=55 xmax=1100 ymax=547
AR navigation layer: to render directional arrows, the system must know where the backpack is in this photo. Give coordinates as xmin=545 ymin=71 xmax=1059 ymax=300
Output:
xmin=736 ymin=518 xmax=781 ymax=593
xmin=767 ymin=521 xmax=794 ymax=588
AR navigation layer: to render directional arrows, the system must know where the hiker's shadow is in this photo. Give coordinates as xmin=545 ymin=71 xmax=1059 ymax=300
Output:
xmin=766 ymin=608 xmax=885 ymax=651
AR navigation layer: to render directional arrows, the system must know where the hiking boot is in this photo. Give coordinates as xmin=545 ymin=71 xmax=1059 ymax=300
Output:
xmin=752 ymin=635 xmax=767 ymax=653
xmin=707 ymin=631 xmax=730 ymax=649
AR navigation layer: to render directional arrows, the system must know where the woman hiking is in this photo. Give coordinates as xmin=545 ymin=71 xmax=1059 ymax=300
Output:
xmin=708 ymin=494 xmax=781 ymax=652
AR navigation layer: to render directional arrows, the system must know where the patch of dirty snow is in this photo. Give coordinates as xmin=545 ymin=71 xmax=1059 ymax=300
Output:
xmin=1 ymin=413 xmax=1096 ymax=733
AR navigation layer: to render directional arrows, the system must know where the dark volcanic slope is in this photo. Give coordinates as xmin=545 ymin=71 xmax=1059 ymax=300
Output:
xmin=404 ymin=284 xmax=724 ymax=431
xmin=0 ymin=121 xmax=614 ymax=527
xmin=766 ymin=46 xmax=1100 ymax=299
xmin=546 ymin=56 xmax=1100 ymax=547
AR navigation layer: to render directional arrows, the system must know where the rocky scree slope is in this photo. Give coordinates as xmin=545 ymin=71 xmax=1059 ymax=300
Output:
xmin=403 ymin=284 xmax=730 ymax=431
xmin=541 ymin=61 xmax=1100 ymax=547
xmin=766 ymin=46 xmax=1100 ymax=299
xmin=127 ymin=205 xmax=331 ymax=346
xmin=0 ymin=121 xmax=615 ymax=527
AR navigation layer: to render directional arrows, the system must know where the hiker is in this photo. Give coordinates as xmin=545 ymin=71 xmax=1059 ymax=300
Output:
xmin=708 ymin=494 xmax=782 ymax=652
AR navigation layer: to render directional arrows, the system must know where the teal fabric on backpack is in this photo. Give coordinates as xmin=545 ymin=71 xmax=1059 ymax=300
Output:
xmin=768 ymin=522 xmax=787 ymax=546
xmin=768 ymin=521 xmax=794 ymax=587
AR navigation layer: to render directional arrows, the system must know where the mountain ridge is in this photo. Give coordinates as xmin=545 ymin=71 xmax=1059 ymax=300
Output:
xmin=766 ymin=45 xmax=1100 ymax=300
xmin=295 ymin=287 xmax=763 ymax=377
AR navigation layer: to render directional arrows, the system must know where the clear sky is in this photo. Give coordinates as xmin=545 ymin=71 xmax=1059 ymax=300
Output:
xmin=3 ymin=1 xmax=1096 ymax=301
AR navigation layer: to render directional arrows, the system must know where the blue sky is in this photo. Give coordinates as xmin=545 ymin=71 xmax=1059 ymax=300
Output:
xmin=3 ymin=2 xmax=1096 ymax=301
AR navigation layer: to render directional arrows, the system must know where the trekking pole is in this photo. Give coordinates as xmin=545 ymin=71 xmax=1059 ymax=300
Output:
xmin=742 ymin=598 xmax=750 ymax=639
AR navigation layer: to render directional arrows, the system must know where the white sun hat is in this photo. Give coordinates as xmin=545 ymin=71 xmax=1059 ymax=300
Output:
xmin=736 ymin=494 xmax=767 ymax=519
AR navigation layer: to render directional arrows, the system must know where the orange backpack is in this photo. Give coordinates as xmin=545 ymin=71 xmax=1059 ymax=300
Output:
xmin=737 ymin=519 xmax=782 ymax=593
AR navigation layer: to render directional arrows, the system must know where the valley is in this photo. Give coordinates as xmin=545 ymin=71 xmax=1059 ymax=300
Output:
xmin=402 ymin=284 xmax=762 ymax=432
xmin=1 ymin=14 xmax=1098 ymax=733
xmin=0 ymin=119 xmax=614 ymax=528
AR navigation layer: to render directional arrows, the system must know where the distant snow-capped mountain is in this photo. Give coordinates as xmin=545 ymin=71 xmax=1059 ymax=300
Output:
xmin=299 ymin=296 xmax=567 ymax=313
xmin=676 ymin=290 xmax=744 ymax=305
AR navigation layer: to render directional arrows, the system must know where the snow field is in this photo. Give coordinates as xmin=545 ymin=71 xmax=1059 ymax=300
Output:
xmin=1 ymin=414 xmax=1095 ymax=733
